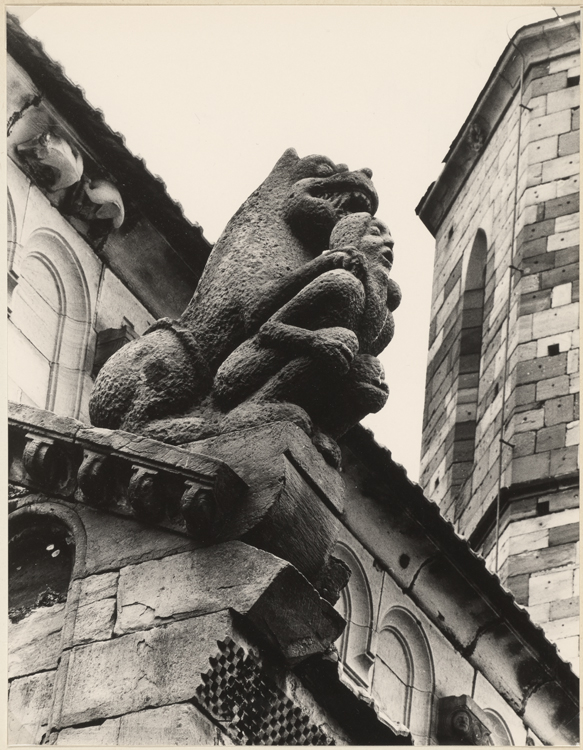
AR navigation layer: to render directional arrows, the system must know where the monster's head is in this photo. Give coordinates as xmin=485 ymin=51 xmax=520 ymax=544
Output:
xmin=268 ymin=148 xmax=379 ymax=249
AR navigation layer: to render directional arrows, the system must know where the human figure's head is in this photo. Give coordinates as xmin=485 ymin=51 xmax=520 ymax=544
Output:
xmin=330 ymin=212 xmax=394 ymax=269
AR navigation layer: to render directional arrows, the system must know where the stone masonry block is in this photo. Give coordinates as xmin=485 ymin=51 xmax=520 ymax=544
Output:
xmin=521 ymin=253 xmax=553 ymax=276
xmin=57 ymin=611 xmax=233 ymax=728
xmin=555 ymin=212 xmax=579 ymax=233
xmin=118 ymin=703 xmax=221 ymax=745
xmin=549 ymin=522 xmax=579 ymax=547
xmin=514 ymin=409 xmax=544 ymax=433
xmin=541 ymin=263 xmax=579 ymax=291
xmin=565 ymin=420 xmax=578 ymax=446
xmin=113 ymin=541 xmax=344 ymax=665
xmin=546 ymin=85 xmax=580 ymax=114
xmin=550 ymin=445 xmax=579 ymax=476
xmin=513 ymin=431 xmax=536 ymax=457
xmin=547 ymin=229 xmax=579 ymax=252
xmin=557 ymin=173 xmax=579 ymax=197
xmin=519 ymin=289 xmax=551 ymax=315
xmin=545 ymin=394 xmax=574 ymax=426
xmin=72 ymin=598 xmax=116 ymax=647
xmin=511 ymin=452 xmax=550 ymax=484
xmin=516 ymin=353 xmax=567 ymax=385
xmin=505 ymin=574 xmax=529 ymax=605
xmin=509 ymin=529 xmax=548 ymax=556
xmin=550 ymin=596 xmax=579 ymax=621
xmin=532 ymin=304 xmax=579 ymax=338
xmin=8 ymin=670 xmax=55 ymax=745
xmin=543 ymin=615 xmax=579 ymax=643
xmin=528 ymin=109 xmax=571 ymax=142
xmin=559 ymin=130 xmax=580 ymax=157
xmin=526 ymin=135 xmax=558 ymax=164
xmin=55 ymin=718 xmax=121 ymax=745
xmin=528 ymin=71 xmax=567 ymax=99
xmin=536 ymin=374 xmax=570 ymax=401
xmin=552 ymin=282 xmax=572 ymax=307
xmin=549 ymin=54 xmax=580 ymax=75
xmin=536 ymin=424 xmax=566 ymax=453
xmin=508 ymin=542 xmax=577 ymax=577
xmin=542 ymin=152 xmax=579 ymax=182
xmin=520 ymin=236 xmax=549 ymax=258
xmin=544 ymin=192 xmax=579 ymax=220
xmin=518 ymin=219 xmax=555 ymax=245
xmin=9 ymin=603 xmax=66 ymax=679
xmin=572 ymin=107 xmax=580 ymax=130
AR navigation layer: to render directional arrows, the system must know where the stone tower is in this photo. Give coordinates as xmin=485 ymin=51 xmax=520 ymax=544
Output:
xmin=417 ymin=12 xmax=579 ymax=671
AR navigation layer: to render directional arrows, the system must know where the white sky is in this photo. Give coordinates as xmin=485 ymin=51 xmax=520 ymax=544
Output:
xmin=10 ymin=4 xmax=562 ymax=481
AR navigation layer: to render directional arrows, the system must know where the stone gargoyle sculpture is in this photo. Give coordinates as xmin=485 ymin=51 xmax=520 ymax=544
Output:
xmin=89 ymin=148 xmax=401 ymax=466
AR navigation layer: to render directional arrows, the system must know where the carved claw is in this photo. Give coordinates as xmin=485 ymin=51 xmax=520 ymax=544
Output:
xmin=310 ymin=327 xmax=359 ymax=373
xmin=323 ymin=247 xmax=368 ymax=280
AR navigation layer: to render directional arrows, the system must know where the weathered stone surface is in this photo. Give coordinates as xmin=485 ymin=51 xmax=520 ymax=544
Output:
xmin=57 ymin=611 xmax=233 ymax=728
xmin=56 ymin=717 xmax=120 ymax=745
xmin=115 ymin=541 xmax=344 ymax=664
xmin=8 ymin=669 xmax=55 ymax=745
xmin=72 ymin=597 xmax=116 ymax=646
xmin=119 ymin=703 xmax=220 ymax=745
xmin=115 ymin=543 xmax=289 ymax=634
xmin=9 ymin=602 xmax=65 ymax=679
xmin=76 ymin=504 xmax=199 ymax=575
xmin=89 ymin=150 xmax=396 ymax=466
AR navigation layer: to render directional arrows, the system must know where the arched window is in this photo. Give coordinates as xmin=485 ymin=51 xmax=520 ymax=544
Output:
xmin=484 ymin=709 xmax=513 ymax=746
xmin=451 ymin=229 xmax=487 ymax=508
xmin=8 ymin=230 xmax=91 ymax=419
xmin=8 ymin=508 xmax=80 ymax=745
xmin=334 ymin=543 xmax=374 ymax=687
xmin=373 ymin=607 xmax=435 ymax=744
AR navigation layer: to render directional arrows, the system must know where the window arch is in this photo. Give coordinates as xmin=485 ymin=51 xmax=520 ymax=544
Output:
xmin=484 ymin=709 xmax=513 ymax=746
xmin=334 ymin=542 xmax=375 ymax=687
xmin=8 ymin=229 xmax=92 ymax=418
xmin=451 ymin=229 xmax=488 ymax=510
xmin=374 ymin=607 xmax=435 ymax=744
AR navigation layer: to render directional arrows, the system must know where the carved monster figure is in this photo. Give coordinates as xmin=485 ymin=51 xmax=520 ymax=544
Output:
xmin=89 ymin=149 xmax=399 ymax=463
xmin=212 ymin=213 xmax=401 ymax=463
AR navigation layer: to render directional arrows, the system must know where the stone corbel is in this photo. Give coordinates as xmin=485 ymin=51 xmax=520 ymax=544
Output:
xmin=22 ymin=433 xmax=77 ymax=495
xmin=127 ymin=465 xmax=164 ymax=524
xmin=77 ymin=450 xmax=115 ymax=508
xmin=16 ymin=130 xmax=83 ymax=191
xmin=180 ymin=480 xmax=219 ymax=542
xmin=437 ymin=695 xmax=493 ymax=745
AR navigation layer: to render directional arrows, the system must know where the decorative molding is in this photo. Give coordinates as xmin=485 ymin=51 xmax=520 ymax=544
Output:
xmin=9 ymin=401 xmax=248 ymax=542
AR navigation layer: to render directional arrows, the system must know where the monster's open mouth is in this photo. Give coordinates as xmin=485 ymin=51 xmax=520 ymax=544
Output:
xmin=314 ymin=187 xmax=375 ymax=218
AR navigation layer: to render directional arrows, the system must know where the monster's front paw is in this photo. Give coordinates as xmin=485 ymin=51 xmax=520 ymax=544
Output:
xmin=324 ymin=247 xmax=367 ymax=280
xmin=311 ymin=327 xmax=359 ymax=373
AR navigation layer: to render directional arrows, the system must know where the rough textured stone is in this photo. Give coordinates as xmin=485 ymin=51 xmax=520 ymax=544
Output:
xmin=9 ymin=602 xmax=65 ymax=679
xmin=56 ymin=717 xmax=120 ymax=745
xmin=72 ymin=597 xmax=116 ymax=646
xmin=89 ymin=150 xmax=396 ymax=466
xmin=8 ymin=669 xmax=55 ymax=745
xmin=115 ymin=542 xmax=344 ymax=664
xmin=57 ymin=611 xmax=234 ymax=728
xmin=118 ymin=703 xmax=220 ymax=745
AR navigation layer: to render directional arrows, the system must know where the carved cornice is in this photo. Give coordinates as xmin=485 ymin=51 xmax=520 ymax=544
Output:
xmin=9 ymin=401 xmax=247 ymax=543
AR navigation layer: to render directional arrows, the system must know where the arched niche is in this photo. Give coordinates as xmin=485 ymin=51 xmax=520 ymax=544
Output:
xmin=374 ymin=606 xmax=435 ymax=744
xmin=334 ymin=542 xmax=375 ymax=687
xmin=8 ymin=229 xmax=91 ymax=418
xmin=451 ymin=228 xmax=488 ymax=506
xmin=8 ymin=503 xmax=86 ymax=745
xmin=484 ymin=709 xmax=514 ymax=746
